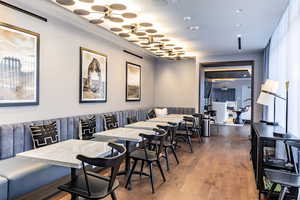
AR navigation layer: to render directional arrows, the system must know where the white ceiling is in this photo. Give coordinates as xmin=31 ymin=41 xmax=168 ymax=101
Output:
xmin=132 ymin=0 xmax=288 ymax=57
xmin=11 ymin=0 xmax=289 ymax=58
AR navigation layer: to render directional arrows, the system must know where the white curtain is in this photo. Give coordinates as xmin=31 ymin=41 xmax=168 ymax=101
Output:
xmin=268 ymin=0 xmax=300 ymax=135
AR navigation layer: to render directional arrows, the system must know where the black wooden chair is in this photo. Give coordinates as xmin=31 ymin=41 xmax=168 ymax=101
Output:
xmin=127 ymin=116 xmax=138 ymax=124
xmin=176 ymin=116 xmax=197 ymax=153
xmin=265 ymin=140 xmax=300 ymax=200
xmin=125 ymin=129 xmax=167 ymax=193
xmin=58 ymin=143 xmax=126 ymax=200
xmin=156 ymin=123 xmax=179 ymax=171
xmin=192 ymin=113 xmax=204 ymax=143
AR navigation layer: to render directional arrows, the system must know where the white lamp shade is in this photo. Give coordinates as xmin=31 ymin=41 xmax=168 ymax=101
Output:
xmin=257 ymin=91 xmax=274 ymax=106
xmin=262 ymin=79 xmax=279 ymax=93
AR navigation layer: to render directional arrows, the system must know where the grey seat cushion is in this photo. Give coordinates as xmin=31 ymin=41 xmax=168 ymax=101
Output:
xmin=0 ymin=157 xmax=70 ymax=199
xmin=0 ymin=176 xmax=8 ymax=200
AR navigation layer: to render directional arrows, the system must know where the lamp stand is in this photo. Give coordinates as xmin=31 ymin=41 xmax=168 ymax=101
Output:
xmin=273 ymin=97 xmax=278 ymax=126
xmin=285 ymin=81 xmax=289 ymax=133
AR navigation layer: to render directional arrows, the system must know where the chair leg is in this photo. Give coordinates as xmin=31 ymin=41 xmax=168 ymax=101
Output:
xmin=140 ymin=160 xmax=144 ymax=177
xmin=125 ymin=159 xmax=138 ymax=189
xmin=187 ymin=136 xmax=193 ymax=153
xmin=148 ymin=162 xmax=155 ymax=193
xmin=111 ymin=191 xmax=117 ymax=200
xmin=278 ymin=186 xmax=288 ymax=200
xmin=156 ymin=160 xmax=166 ymax=182
xmin=266 ymin=183 xmax=276 ymax=200
xmin=164 ymin=147 xmax=170 ymax=171
xmin=197 ymin=130 xmax=202 ymax=143
xmin=170 ymin=146 xmax=179 ymax=165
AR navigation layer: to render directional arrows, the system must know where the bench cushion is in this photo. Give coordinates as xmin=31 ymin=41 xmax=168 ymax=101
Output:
xmin=0 ymin=157 xmax=70 ymax=199
xmin=0 ymin=176 xmax=7 ymax=200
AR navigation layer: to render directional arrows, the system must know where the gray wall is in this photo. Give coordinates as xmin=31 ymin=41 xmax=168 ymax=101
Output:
xmin=0 ymin=3 xmax=156 ymax=125
xmin=154 ymin=59 xmax=197 ymax=107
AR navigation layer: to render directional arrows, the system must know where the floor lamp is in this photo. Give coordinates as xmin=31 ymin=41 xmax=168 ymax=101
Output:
xmin=257 ymin=80 xmax=289 ymax=133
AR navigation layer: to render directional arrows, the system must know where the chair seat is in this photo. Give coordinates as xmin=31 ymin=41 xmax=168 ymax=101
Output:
xmin=265 ymin=169 xmax=300 ymax=187
xmin=151 ymin=140 xmax=175 ymax=147
xmin=129 ymin=149 xmax=157 ymax=161
xmin=58 ymin=172 xmax=119 ymax=199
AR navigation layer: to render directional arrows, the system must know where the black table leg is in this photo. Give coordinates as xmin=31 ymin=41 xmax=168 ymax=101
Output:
xmin=71 ymin=168 xmax=78 ymax=200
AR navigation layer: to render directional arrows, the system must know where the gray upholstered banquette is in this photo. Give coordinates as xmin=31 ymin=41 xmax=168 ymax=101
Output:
xmin=0 ymin=107 xmax=194 ymax=200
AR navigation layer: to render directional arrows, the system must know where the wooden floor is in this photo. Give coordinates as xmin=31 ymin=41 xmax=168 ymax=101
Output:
xmin=52 ymin=125 xmax=258 ymax=200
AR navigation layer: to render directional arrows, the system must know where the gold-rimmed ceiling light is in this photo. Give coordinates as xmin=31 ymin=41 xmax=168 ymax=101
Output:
xmin=53 ymin=0 xmax=190 ymax=59
xmin=56 ymin=0 xmax=75 ymax=6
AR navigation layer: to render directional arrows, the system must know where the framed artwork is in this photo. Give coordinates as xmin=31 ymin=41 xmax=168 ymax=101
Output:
xmin=0 ymin=22 xmax=40 ymax=107
xmin=126 ymin=62 xmax=141 ymax=101
xmin=80 ymin=47 xmax=107 ymax=103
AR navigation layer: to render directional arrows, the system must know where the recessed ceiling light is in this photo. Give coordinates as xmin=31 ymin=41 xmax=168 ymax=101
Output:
xmin=188 ymin=25 xmax=199 ymax=31
xmin=236 ymin=9 xmax=243 ymax=13
xmin=184 ymin=16 xmax=191 ymax=21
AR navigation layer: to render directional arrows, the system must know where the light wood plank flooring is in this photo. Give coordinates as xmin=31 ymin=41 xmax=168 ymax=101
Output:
xmin=52 ymin=125 xmax=258 ymax=200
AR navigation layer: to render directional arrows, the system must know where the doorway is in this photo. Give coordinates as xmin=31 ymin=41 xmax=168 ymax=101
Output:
xmin=199 ymin=61 xmax=255 ymax=126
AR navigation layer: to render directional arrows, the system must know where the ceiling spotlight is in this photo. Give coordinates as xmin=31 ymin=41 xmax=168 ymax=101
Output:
xmin=236 ymin=9 xmax=243 ymax=13
xmin=188 ymin=25 xmax=199 ymax=31
xmin=237 ymin=35 xmax=242 ymax=51
xmin=183 ymin=16 xmax=191 ymax=21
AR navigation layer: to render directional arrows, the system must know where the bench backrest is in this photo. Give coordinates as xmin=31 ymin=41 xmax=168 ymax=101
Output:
xmin=0 ymin=107 xmax=194 ymax=160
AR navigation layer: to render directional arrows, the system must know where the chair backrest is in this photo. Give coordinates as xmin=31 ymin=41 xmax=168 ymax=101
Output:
xmin=286 ymin=140 xmax=300 ymax=174
xmin=139 ymin=130 xmax=167 ymax=160
xmin=156 ymin=124 xmax=176 ymax=144
xmin=183 ymin=116 xmax=196 ymax=129
xmin=147 ymin=109 xmax=156 ymax=119
xmin=192 ymin=113 xmax=203 ymax=128
xmin=127 ymin=116 xmax=138 ymax=124
xmin=103 ymin=114 xmax=119 ymax=130
xmin=76 ymin=143 xmax=126 ymax=195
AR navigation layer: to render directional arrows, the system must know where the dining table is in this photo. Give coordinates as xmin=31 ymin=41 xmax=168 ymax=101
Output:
xmin=17 ymin=139 xmax=111 ymax=200
xmin=147 ymin=116 xmax=184 ymax=124
xmin=124 ymin=121 xmax=170 ymax=130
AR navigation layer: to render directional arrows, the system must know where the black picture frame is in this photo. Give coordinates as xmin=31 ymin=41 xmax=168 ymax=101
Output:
xmin=79 ymin=47 xmax=108 ymax=103
xmin=126 ymin=62 xmax=141 ymax=102
xmin=0 ymin=22 xmax=40 ymax=107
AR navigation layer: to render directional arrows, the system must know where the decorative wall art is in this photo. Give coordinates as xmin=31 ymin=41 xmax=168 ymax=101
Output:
xmin=126 ymin=62 xmax=141 ymax=101
xmin=80 ymin=47 xmax=107 ymax=103
xmin=0 ymin=22 xmax=40 ymax=107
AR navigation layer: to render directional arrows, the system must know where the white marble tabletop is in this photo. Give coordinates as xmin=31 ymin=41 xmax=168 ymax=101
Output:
xmin=94 ymin=128 xmax=155 ymax=142
xmin=164 ymin=114 xmax=193 ymax=118
xmin=148 ymin=117 xmax=183 ymax=124
xmin=125 ymin=121 xmax=170 ymax=130
xmin=17 ymin=139 xmax=111 ymax=169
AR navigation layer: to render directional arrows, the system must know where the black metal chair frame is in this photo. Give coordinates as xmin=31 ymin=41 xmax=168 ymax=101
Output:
xmin=125 ymin=129 xmax=167 ymax=193
xmin=58 ymin=143 xmax=126 ymax=200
